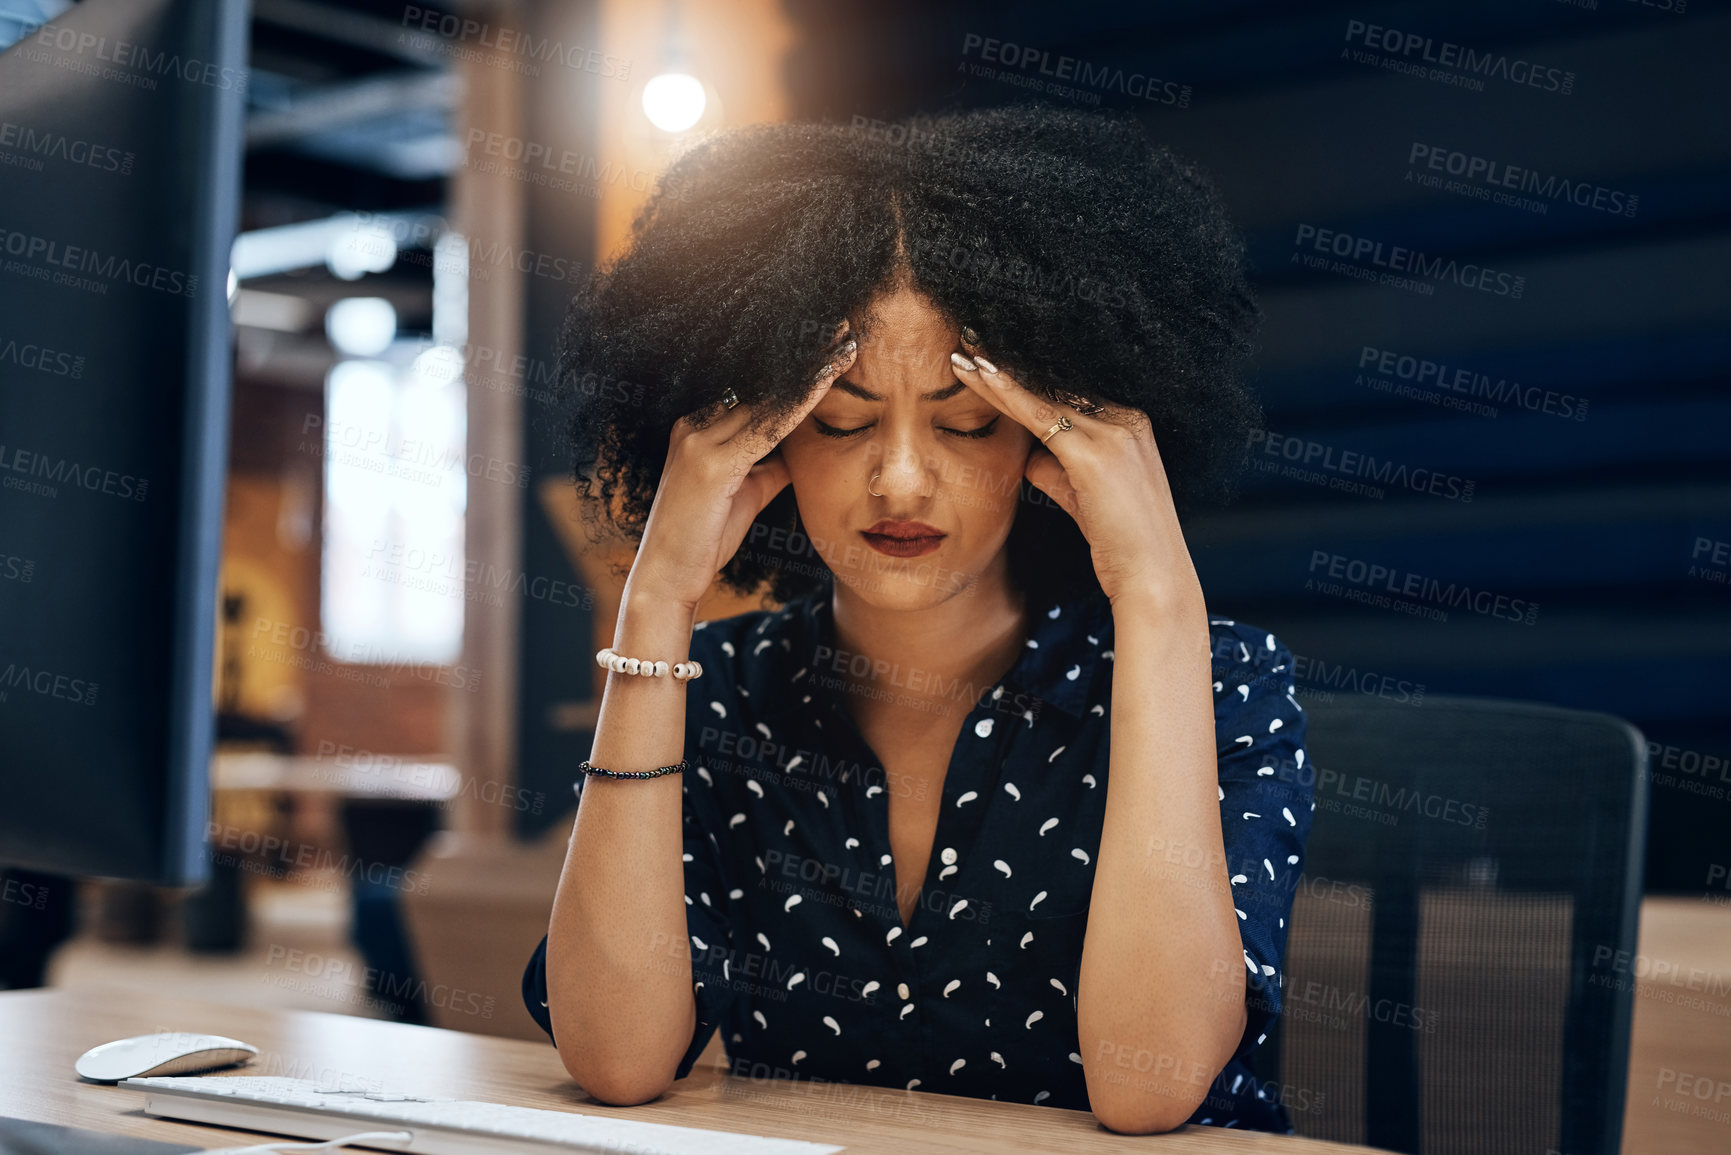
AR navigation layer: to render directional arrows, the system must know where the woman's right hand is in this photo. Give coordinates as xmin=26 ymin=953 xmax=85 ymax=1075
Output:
xmin=628 ymin=325 xmax=858 ymax=609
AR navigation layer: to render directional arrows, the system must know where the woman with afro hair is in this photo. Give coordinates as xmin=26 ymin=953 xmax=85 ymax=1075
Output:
xmin=522 ymin=102 xmax=1314 ymax=1136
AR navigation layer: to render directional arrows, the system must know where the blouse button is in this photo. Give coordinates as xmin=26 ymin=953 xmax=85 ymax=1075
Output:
xmin=897 ymin=982 xmax=910 ymax=1000
xmin=940 ymin=847 xmax=957 ymax=866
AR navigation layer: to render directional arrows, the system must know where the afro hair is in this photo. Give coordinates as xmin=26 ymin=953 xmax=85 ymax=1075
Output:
xmin=555 ymin=101 xmax=1263 ymax=609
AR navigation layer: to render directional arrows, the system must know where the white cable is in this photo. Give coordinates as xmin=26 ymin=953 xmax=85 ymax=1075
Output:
xmin=196 ymin=1130 xmax=413 ymax=1154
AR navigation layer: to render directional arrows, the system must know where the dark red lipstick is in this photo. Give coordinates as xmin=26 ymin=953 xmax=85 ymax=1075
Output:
xmin=861 ymin=518 xmax=946 ymax=558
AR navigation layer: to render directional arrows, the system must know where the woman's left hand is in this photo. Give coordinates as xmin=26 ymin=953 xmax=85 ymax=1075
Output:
xmin=950 ymin=337 xmax=1203 ymax=612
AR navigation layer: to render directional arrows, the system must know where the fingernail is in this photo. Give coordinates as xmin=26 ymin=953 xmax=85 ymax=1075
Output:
xmin=951 ymin=351 xmax=977 ymax=371
xmin=973 ymin=356 xmax=998 ymax=375
xmin=840 ymin=337 xmax=857 ymax=358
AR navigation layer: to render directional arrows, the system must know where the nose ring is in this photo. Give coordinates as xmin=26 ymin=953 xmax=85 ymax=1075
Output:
xmin=868 ymin=469 xmax=934 ymax=498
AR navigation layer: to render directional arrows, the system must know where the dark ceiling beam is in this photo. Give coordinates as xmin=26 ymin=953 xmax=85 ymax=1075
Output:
xmin=252 ymin=0 xmax=452 ymax=68
xmin=246 ymin=70 xmax=460 ymax=148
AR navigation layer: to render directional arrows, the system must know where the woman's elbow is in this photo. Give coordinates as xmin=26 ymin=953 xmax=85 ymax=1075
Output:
xmin=1087 ymin=1074 xmax=1209 ymax=1135
xmin=556 ymin=1041 xmax=678 ymax=1106
xmin=1092 ymin=1095 xmax=1202 ymax=1135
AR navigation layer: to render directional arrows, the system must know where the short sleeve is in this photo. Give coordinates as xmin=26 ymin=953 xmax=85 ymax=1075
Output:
xmin=1209 ymin=621 xmax=1313 ymax=1066
xmin=667 ymin=758 xmax=742 ymax=1078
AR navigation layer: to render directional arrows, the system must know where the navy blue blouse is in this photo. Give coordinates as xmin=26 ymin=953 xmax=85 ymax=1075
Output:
xmin=524 ymin=581 xmax=1313 ymax=1131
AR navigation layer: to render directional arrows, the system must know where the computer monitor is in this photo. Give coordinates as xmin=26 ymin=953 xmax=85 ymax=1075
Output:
xmin=0 ymin=0 xmax=247 ymax=884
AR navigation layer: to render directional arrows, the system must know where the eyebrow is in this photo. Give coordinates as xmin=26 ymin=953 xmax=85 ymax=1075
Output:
xmin=831 ymin=378 xmax=969 ymax=403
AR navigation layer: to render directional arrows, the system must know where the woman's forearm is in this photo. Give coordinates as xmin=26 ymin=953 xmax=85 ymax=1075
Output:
xmin=545 ymin=582 xmax=701 ymax=1104
xmin=1078 ymin=581 xmax=1248 ymax=1134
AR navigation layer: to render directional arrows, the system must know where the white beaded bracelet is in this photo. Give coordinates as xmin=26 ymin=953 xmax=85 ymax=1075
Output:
xmin=595 ymin=647 xmax=702 ymax=681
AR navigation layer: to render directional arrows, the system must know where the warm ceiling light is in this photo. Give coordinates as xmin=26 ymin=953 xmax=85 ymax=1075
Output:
xmin=642 ymin=72 xmax=705 ymax=133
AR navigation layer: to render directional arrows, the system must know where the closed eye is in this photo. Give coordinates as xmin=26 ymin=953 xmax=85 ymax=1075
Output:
xmin=815 ymin=416 xmax=1001 ymax=440
xmin=945 ymin=416 xmax=1001 ymax=439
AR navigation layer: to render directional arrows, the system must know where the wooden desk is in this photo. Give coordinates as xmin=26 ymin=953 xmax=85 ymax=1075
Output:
xmin=0 ymin=987 xmax=1387 ymax=1153
xmin=1619 ymin=896 xmax=1731 ymax=1154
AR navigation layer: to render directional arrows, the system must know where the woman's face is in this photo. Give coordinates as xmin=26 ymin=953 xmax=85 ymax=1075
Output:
xmin=778 ymin=286 xmax=1035 ymax=610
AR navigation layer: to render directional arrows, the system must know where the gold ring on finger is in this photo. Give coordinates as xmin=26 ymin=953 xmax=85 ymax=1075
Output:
xmin=1039 ymin=415 xmax=1073 ymax=443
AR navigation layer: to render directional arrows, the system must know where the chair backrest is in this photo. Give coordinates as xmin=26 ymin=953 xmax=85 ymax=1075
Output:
xmin=1248 ymin=693 xmax=1648 ymax=1155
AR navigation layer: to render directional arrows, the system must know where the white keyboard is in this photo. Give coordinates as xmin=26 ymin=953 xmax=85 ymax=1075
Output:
xmin=122 ymin=1075 xmax=844 ymax=1155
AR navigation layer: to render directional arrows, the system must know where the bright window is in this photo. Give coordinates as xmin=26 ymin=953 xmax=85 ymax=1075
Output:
xmin=319 ymin=354 xmax=468 ymax=664
xmin=320 ymin=230 xmax=468 ymax=665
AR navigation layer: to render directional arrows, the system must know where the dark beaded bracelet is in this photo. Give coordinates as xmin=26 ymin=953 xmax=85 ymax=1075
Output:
xmin=576 ymin=758 xmax=686 ymax=781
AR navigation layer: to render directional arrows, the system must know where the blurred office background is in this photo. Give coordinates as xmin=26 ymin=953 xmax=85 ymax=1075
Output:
xmin=2 ymin=0 xmax=1725 ymax=1066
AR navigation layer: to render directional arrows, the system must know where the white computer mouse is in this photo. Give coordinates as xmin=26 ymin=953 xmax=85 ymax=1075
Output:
xmin=75 ymin=1031 xmax=258 ymax=1082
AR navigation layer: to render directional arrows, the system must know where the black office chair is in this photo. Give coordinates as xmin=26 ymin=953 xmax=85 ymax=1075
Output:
xmin=1247 ymin=694 xmax=1648 ymax=1155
